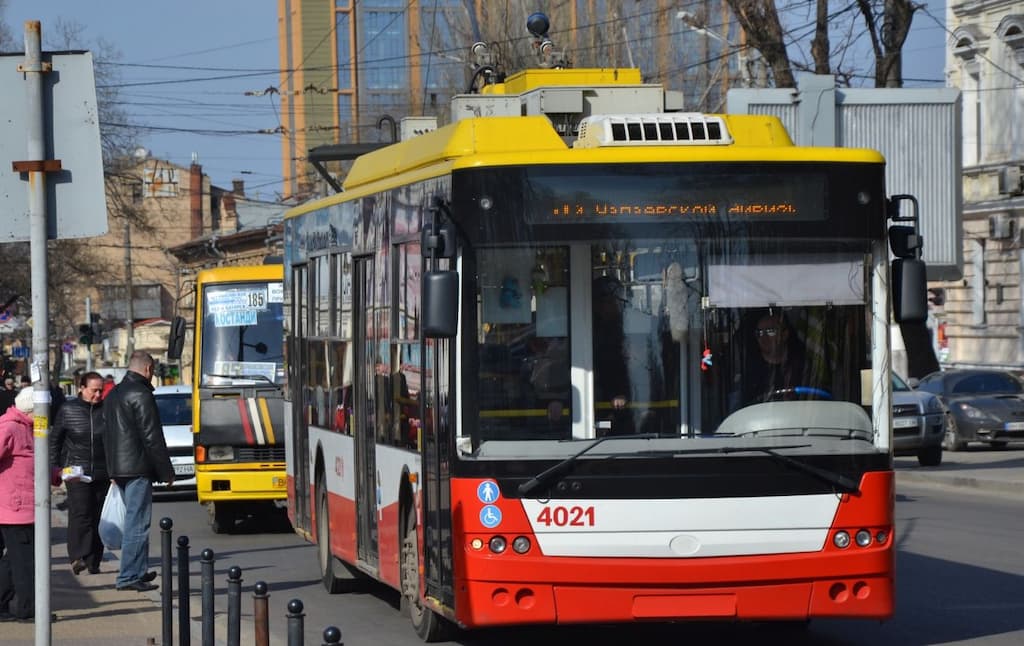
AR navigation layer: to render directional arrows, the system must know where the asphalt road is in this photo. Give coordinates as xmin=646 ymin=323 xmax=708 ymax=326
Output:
xmin=151 ymin=451 xmax=1024 ymax=645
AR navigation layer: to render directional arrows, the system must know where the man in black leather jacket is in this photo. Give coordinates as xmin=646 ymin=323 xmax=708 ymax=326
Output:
xmin=50 ymin=371 xmax=109 ymax=575
xmin=103 ymin=351 xmax=173 ymax=592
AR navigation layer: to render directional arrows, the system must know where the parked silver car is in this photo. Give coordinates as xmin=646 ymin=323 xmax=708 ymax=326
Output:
xmin=892 ymin=373 xmax=946 ymax=466
xmin=153 ymin=384 xmax=196 ymax=489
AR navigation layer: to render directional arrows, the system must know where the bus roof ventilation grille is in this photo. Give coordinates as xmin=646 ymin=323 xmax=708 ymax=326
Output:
xmin=574 ymin=114 xmax=733 ymax=148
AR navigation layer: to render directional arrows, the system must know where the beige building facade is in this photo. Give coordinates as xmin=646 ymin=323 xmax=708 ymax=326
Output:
xmin=939 ymin=2 xmax=1024 ymax=369
xmin=73 ymin=154 xmax=285 ymax=376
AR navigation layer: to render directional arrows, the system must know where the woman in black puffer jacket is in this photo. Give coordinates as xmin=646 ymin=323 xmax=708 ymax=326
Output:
xmin=50 ymin=371 xmax=109 ymax=575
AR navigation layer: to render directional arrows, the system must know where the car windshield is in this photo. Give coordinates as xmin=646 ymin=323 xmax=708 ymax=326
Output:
xmin=892 ymin=373 xmax=911 ymax=392
xmin=951 ymin=373 xmax=1023 ymax=394
xmin=155 ymin=393 xmax=191 ymax=426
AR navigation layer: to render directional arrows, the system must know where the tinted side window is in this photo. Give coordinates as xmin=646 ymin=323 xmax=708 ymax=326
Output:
xmin=952 ymin=374 xmax=1023 ymax=394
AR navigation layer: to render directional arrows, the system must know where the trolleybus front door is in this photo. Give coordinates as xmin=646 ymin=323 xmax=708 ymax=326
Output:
xmin=353 ymin=256 xmax=379 ymax=569
xmin=291 ymin=264 xmax=312 ymax=531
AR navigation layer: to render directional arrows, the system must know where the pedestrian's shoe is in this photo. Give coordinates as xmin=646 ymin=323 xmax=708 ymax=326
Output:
xmin=87 ymin=565 xmax=101 ymax=574
xmin=116 ymin=580 xmax=158 ymax=592
xmin=141 ymin=571 xmax=157 ymax=583
xmin=71 ymin=558 xmax=87 ymax=575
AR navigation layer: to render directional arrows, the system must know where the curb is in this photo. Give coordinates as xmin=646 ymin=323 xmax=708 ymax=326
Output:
xmin=896 ymin=470 xmax=1022 ymax=495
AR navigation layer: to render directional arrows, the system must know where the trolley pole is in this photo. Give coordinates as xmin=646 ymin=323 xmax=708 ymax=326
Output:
xmin=16 ymin=20 xmax=57 ymax=646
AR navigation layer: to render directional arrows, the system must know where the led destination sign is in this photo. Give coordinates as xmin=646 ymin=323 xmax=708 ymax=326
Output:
xmin=549 ymin=201 xmax=802 ymax=219
xmin=519 ymin=168 xmax=826 ymax=224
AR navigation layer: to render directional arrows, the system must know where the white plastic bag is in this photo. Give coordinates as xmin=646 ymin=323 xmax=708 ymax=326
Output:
xmin=98 ymin=482 xmax=126 ymax=549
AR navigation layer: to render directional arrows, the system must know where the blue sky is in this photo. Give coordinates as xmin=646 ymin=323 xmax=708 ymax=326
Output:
xmin=5 ymin=0 xmax=283 ymax=200
xmin=4 ymin=1 xmax=949 ymax=203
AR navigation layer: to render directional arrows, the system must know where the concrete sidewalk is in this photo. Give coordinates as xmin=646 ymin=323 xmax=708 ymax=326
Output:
xmin=5 ymin=488 xmax=164 ymax=646
xmin=894 ymin=442 xmax=1024 ymax=495
xmin=5 ymin=447 xmax=1019 ymax=646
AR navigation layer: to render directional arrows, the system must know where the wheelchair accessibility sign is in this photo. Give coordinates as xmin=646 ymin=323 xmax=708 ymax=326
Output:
xmin=480 ymin=505 xmax=502 ymax=528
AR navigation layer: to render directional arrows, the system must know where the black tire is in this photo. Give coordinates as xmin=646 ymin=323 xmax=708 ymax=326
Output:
xmin=943 ymin=418 xmax=966 ymax=452
xmin=917 ymin=445 xmax=942 ymax=467
xmin=208 ymin=502 xmax=234 ymax=534
xmin=316 ymin=475 xmax=360 ymax=593
xmin=401 ymin=510 xmax=452 ymax=642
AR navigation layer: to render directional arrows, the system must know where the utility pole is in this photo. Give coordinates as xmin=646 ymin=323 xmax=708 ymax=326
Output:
xmin=17 ymin=21 xmax=53 ymax=646
xmin=124 ymin=221 xmax=135 ymax=359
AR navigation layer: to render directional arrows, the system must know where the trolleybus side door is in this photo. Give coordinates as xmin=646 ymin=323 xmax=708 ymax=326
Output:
xmin=291 ymin=264 xmax=312 ymax=530
xmin=353 ymin=255 xmax=380 ymax=569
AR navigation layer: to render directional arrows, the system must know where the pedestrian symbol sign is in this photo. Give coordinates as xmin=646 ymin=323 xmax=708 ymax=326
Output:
xmin=477 ymin=480 xmax=499 ymax=503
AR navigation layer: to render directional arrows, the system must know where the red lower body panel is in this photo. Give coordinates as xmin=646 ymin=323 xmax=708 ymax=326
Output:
xmin=455 ymin=575 xmax=892 ymax=627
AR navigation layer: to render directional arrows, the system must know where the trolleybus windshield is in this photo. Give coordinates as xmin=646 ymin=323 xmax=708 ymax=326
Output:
xmin=457 ymin=163 xmax=884 ymax=459
xmin=199 ymin=281 xmax=286 ymax=386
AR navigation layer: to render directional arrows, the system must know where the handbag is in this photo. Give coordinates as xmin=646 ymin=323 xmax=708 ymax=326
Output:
xmin=98 ymin=482 xmax=126 ymax=549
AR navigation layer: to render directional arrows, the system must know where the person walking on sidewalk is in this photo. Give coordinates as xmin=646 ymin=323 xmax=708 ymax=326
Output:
xmin=103 ymin=351 xmax=174 ymax=592
xmin=51 ymin=371 xmax=109 ymax=575
xmin=0 ymin=388 xmax=38 ymax=621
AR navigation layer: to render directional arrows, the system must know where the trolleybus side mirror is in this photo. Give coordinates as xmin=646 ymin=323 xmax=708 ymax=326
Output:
xmin=167 ymin=315 xmax=187 ymax=360
xmin=423 ymin=271 xmax=459 ymax=338
xmin=887 ymin=195 xmax=928 ymax=325
xmin=423 ymin=222 xmax=456 ymax=259
xmin=892 ymin=257 xmax=928 ymax=324
xmin=888 ymin=225 xmax=922 ymax=259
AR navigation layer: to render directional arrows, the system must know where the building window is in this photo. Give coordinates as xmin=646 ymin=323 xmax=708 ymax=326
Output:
xmin=970 ymin=238 xmax=986 ymax=326
xmin=996 ymin=15 xmax=1024 ymax=67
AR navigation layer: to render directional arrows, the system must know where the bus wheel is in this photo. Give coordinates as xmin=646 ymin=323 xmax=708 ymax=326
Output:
xmin=401 ymin=512 xmax=452 ymax=642
xmin=317 ymin=477 xmax=359 ymax=593
xmin=208 ymin=502 xmax=234 ymax=534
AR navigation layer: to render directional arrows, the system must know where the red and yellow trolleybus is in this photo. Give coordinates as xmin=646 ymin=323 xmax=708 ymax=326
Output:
xmin=282 ymin=33 xmax=926 ymax=642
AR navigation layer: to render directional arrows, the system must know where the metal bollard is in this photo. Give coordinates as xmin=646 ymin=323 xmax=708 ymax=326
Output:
xmin=286 ymin=599 xmax=304 ymax=646
xmin=177 ymin=536 xmax=191 ymax=646
xmin=253 ymin=581 xmax=269 ymax=646
xmin=200 ymin=548 xmax=216 ymax=646
xmin=226 ymin=566 xmax=242 ymax=646
xmin=322 ymin=626 xmax=343 ymax=645
xmin=159 ymin=517 xmax=173 ymax=646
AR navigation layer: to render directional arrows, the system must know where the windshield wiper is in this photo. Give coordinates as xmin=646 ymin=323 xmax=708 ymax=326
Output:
xmin=517 ymin=434 xmax=658 ymax=497
xmin=635 ymin=445 xmax=859 ymax=494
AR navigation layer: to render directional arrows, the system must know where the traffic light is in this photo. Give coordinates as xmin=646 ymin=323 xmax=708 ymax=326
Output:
xmin=78 ymin=323 xmax=94 ymax=345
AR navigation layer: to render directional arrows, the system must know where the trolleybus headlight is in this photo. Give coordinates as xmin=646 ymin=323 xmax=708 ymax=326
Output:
xmin=511 ymin=536 xmax=531 ymax=554
xmin=488 ymin=536 xmax=508 ymax=554
xmin=470 ymin=538 xmax=484 ymax=550
xmin=855 ymin=529 xmax=872 ymax=547
xmin=207 ymin=445 xmax=234 ymax=461
xmin=875 ymin=530 xmax=889 ymax=545
xmin=833 ymin=531 xmax=851 ymax=549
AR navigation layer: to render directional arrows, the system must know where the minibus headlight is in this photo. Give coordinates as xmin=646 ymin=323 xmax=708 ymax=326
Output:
xmin=207 ymin=446 xmax=234 ymax=461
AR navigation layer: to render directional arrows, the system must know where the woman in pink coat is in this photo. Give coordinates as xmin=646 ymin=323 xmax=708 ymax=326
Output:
xmin=0 ymin=387 xmax=36 ymax=622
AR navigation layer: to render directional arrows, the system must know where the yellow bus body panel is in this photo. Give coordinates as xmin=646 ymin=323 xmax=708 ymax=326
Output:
xmin=196 ymin=464 xmax=288 ymax=502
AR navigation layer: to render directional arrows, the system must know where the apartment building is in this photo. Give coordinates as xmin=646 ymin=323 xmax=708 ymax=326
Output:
xmin=941 ymin=2 xmax=1024 ymax=368
xmin=76 ymin=153 xmax=285 ymax=370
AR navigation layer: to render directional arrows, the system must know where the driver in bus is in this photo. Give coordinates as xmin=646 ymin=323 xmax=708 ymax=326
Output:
xmin=740 ymin=310 xmax=806 ymax=407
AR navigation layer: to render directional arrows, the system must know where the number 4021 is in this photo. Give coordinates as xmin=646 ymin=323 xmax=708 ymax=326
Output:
xmin=534 ymin=505 xmax=595 ymax=527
